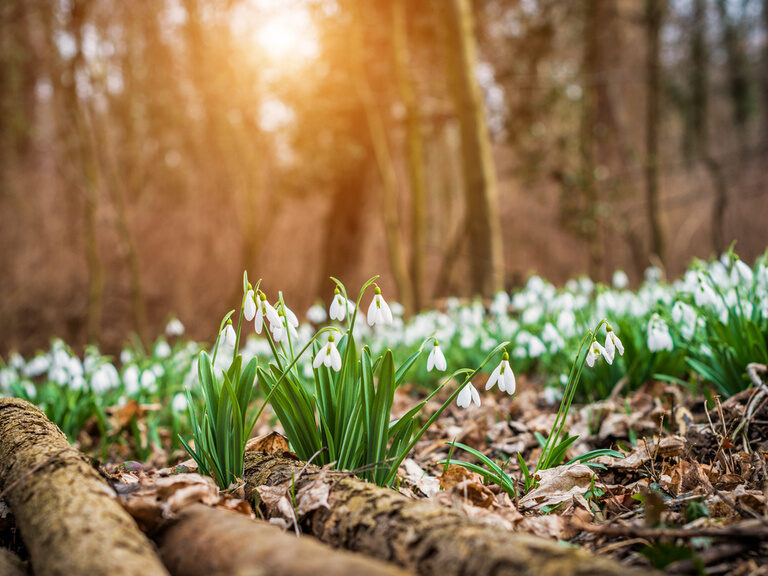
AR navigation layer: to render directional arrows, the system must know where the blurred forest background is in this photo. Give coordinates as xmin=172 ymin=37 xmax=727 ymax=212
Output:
xmin=1 ymin=0 xmax=767 ymax=355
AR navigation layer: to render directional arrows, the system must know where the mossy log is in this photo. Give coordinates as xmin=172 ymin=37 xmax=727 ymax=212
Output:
xmin=0 ymin=548 xmax=27 ymax=576
xmin=0 ymin=398 xmax=168 ymax=576
xmin=244 ymin=451 xmax=652 ymax=576
xmin=154 ymin=503 xmax=412 ymax=576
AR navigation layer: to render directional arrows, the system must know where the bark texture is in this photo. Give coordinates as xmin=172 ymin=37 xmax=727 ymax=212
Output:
xmin=0 ymin=548 xmax=27 ymax=576
xmin=155 ymin=503 xmax=411 ymax=576
xmin=244 ymin=452 xmax=652 ymax=576
xmin=0 ymin=398 xmax=168 ymax=576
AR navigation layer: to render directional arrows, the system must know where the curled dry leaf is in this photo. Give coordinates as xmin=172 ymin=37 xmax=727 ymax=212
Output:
xmin=597 ymin=436 xmax=685 ymax=470
xmin=245 ymin=431 xmax=290 ymax=454
xmin=518 ymin=463 xmax=594 ymax=513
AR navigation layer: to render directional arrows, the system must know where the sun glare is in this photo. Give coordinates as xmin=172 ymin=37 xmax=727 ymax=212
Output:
xmin=255 ymin=9 xmax=317 ymax=63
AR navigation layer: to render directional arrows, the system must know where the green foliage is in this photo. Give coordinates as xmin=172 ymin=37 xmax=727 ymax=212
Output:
xmin=180 ymin=310 xmax=259 ymax=489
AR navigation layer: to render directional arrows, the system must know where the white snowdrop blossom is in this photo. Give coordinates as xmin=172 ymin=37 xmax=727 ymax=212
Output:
xmin=427 ymin=341 xmax=447 ymax=372
xmin=456 ymin=381 xmax=481 ymax=409
xmin=367 ymin=286 xmax=393 ymax=327
xmin=155 ymin=340 xmax=171 ymax=359
xmin=603 ymin=326 xmax=624 ymax=364
xmin=221 ymin=321 xmax=236 ymax=348
xmin=693 ymin=275 xmax=717 ymax=308
xmin=282 ymin=304 xmax=299 ymax=330
xmin=672 ymin=301 xmax=698 ymax=340
xmin=612 ymin=270 xmax=629 ymax=289
xmin=172 ymin=392 xmax=187 ymax=412
xmin=586 ymin=341 xmax=606 ymax=368
xmin=732 ymin=258 xmax=754 ymax=285
xmin=313 ymin=334 xmax=342 ymax=372
xmin=306 ymin=303 xmax=327 ymax=324
xmin=91 ymin=363 xmax=119 ymax=394
xmin=244 ymin=288 xmax=256 ymax=321
xmin=647 ymin=314 xmax=673 ymax=352
xmin=165 ymin=318 xmax=185 ymax=337
xmin=329 ymin=289 xmax=347 ymax=321
xmin=485 ymin=352 xmax=516 ymax=395
xmin=123 ymin=365 xmax=140 ymax=396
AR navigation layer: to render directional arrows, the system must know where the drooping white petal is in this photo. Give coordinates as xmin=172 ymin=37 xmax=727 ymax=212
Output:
xmin=312 ymin=348 xmax=325 ymax=369
xmin=470 ymin=384 xmax=481 ymax=407
xmin=329 ymin=294 xmax=346 ymax=321
xmin=330 ymin=345 xmax=342 ymax=372
xmin=244 ymin=290 xmax=256 ymax=321
xmin=367 ymin=297 xmax=378 ymax=326
xmin=485 ymin=363 xmax=501 ymax=391
xmin=433 ymin=346 xmax=447 ymax=371
xmin=221 ymin=323 xmax=236 ymax=348
xmin=456 ymin=383 xmax=472 ymax=408
xmin=254 ymin=309 xmax=264 ymax=334
xmin=503 ymin=367 xmax=516 ymax=395
xmin=427 ymin=347 xmax=437 ymax=372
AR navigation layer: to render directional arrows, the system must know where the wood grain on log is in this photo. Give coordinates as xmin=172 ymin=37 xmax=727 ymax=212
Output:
xmin=155 ymin=503 xmax=412 ymax=576
xmin=244 ymin=451 xmax=654 ymax=576
xmin=0 ymin=398 xmax=169 ymax=576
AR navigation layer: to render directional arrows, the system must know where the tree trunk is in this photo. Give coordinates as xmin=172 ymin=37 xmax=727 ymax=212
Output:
xmin=243 ymin=451 xmax=650 ymax=576
xmin=441 ymin=0 xmax=504 ymax=297
xmin=0 ymin=398 xmax=168 ymax=576
xmin=153 ymin=503 xmax=411 ymax=576
xmin=393 ymin=0 xmax=428 ymax=312
xmin=689 ymin=0 xmax=729 ymax=254
xmin=580 ymin=0 xmax=606 ymax=281
xmin=318 ymin=143 xmax=371 ymax=291
xmin=351 ymin=4 xmax=414 ymax=313
xmin=716 ymin=0 xmax=751 ymax=129
xmin=645 ymin=0 xmax=665 ymax=265
xmin=763 ymin=0 xmax=768 ymax=142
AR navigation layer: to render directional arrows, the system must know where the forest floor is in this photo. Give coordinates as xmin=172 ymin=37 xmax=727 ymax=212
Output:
xmin=59 ymin=371 xmax=768 ymax=575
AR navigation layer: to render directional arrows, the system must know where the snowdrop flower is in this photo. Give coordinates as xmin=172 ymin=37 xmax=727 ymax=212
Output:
xmin=528 ymin=336 xmax=547 ymax=358
xmin=586 ymin=341 xmax=608 ymax=368
xmin=457 ymin=382 xmax=481 ymax=409
xmin=282 ymin=304 xmax=299 ymax=330
xmin=485 ymin=352 xmax=516 ymax=395
xmin=123 ymin=365 xmax=140 ymax=396
xmin=120 ymin=349 xmax=133 ymax=365
xmin=672 ymin=301 xmax=697 ymax=340
xmin=172 ymin=392 xmax=187 ymax=413
xmin=427 ymin=341 xmax=447 ymax=372
xmin=91 ymin=363 xmax=119 ymax=394
xmin=307 ymin=303 xmax=327 ymax=324
xmin=731 ymin=258 xmax=754 ymax=285
xmin=313 ymin=334 xmax=342 ymax=372
xmin=329 ymin=289 xmax=347 ymax=321
xmin=165 ymin=318 xmax=185 ymax=337
xmin=603 ymin=325 xmax=624 ymax=364
xmin=244 ymin=287 xmax=256 ymax=321
xmin=367 ymin=286 xmax=393 ymax=327
xmin=254 ymin=293 xmax=278 ymax=334
xmin=154 ymin=340 xmax=171 ymax=359
xmin=647 ymin=314 xmax=673 ymax=352
xmin=140 ymin=369 xmax=157 ymax=391
xmin=612 ymin=270 xmax=629 ymax=290
xmin=221 ymin=320 xmax=236 ymax=348
xmin=693 ymin=275 xmax=717 ymax=308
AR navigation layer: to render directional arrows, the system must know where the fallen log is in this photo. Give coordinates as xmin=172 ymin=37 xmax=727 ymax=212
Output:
xmin=0 ymin=398 xmax=169 ymax=576
xmin=244 ymin=451 xmax=653 ymax=576
xmin=0 ymin=548 xmax=27 ymax=576
xmin=154 ymin=503 xmax=412 ymax=576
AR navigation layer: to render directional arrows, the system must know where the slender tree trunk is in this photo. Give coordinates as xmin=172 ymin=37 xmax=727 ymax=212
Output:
xmin=645 ymin=0 xmax=666 ymax=265
xmin=393 ymin=0 xmax=427 ymax=312
xmin=62 ymin=1 xmax=104 ymax=343
xmin=690 ymin=0 xmax=729 ymax=253
xmin=580 ymin=0 xmax=605 ymax=281
xmin=441 ymin=0 xmax=505 ymax=297
xmin=351 ymin=4 xmax=414 ymax=313
xmin=716 ymin=0 xmax=752 ymax=129
xmin=763 ymin=0 xmax=768 ymax=142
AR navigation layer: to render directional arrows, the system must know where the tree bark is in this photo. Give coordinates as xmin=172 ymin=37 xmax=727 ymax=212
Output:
xmin=0 ymin=398 xmax=169 ymax=576
xmin=393 ymin=0 xmax=428 ymax=312
xmin=243 ymin=451 xmax=651 ymax=576
xmin=0 ymin=549 xmax=27 ymax=576
xmin=441 ymin=0 xmax=505 ymax=297
xmin=153 ymin=503 xmax=411 ymax=576
xmin=645 ymin=0 xmax=666 ymax=265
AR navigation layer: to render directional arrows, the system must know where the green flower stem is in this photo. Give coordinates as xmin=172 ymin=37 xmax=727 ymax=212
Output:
xmin=384 ymin=341 xmax=509 ymax=486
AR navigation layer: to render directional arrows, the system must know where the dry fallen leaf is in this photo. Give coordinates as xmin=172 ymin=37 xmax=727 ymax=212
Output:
xmin=245 ymin=431 xmax=290 ymax=454
xmin=518 ymin=463 xmax=594 ymax=513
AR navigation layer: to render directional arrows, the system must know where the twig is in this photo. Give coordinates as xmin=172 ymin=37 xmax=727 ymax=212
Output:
xmin=577 ymin=519 xmax=768 ymax=541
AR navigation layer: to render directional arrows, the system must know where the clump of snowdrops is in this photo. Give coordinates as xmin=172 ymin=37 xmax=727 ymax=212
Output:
xmin=182 ymin=273 xmax=511 ymax=489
